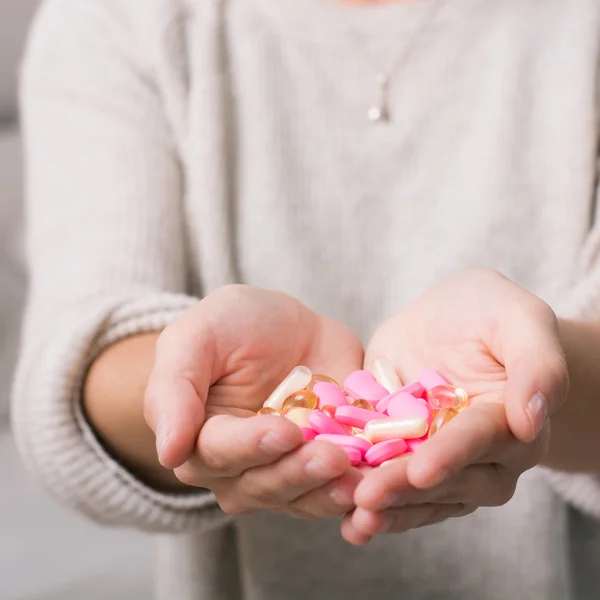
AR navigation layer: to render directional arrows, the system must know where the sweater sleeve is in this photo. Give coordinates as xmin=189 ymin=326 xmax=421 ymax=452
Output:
xmin=540 ymin=222 xmax=600 ymax=520
xmin=11 ymin=0 xmax=230 ymax=533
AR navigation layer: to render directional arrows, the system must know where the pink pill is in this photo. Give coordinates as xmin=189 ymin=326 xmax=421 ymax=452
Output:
xmin=308 ymin=410 xmax=349 ymax=436
xmin=300 ymin=427 xmax=317 ymax=442
xmin=386 ymin=393 xmax=432 ymax=423
xmin=376 ymin=389 xmax=427 ymax=414
xmin=406 ymin=437 xmax=426 ymax=453
xmin=343 ymin=446 xmax=362 ymax=466
xmin=315 ymin=434 xmax=372 ymax=456
xmin=418 ymin=369 xmax=450 ymax=391
xmin=335 ymin=405 xmax=382 ymax=428
xmin=313 ymin=382 xmax=348 ymax=408
xmin=344 ymin=370 xmax=389 ymax=403
xmin=365 ymin=439 xmax=408 ymax=466
xmin=400 ymin=381 xmax=427 ymax=399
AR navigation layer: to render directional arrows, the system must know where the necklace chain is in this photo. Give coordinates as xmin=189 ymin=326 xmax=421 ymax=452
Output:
xmin=345 ymin=1 xmax=446 ymax=123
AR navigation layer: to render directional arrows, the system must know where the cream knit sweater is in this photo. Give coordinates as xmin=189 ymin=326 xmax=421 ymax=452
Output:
xmin=13 ymin=0 xmax=600 ymax=598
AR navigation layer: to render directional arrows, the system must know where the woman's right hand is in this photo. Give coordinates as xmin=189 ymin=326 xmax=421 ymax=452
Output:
xmin=144 ymin=285 xmax=364 ymax=519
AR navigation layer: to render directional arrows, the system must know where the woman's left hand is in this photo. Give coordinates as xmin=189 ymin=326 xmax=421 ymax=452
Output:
xmin=342 ymin=268 xmax=570 ymax=545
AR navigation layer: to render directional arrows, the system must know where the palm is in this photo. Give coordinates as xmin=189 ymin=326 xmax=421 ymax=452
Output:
xmin=201 ymin=287 xmax=363 ymax=417
xmin=366 ymin=273 xmax=515 ymax=405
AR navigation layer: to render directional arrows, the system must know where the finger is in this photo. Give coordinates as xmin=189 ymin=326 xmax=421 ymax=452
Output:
xmin=237 ymin=440 xmax=351 ymax=508
xmin=406 ymin=402 xmax=511 ymax=489
xmin=289 ymin=469 xmax=364 ymax=519
xmin=499 ymin=298 xmax=569 ymax=443
xmin=144 ymin=307 xmax=216 ymax=468
xmin=341 ymin=513 xmax=373 ymax=546
xmin=356 ymin=460 xmax=515 ymax=510
xmin=180 ymin=414 xmax=303 ymax=479
xmin=351 ymin=503 xmax=472 ymax=537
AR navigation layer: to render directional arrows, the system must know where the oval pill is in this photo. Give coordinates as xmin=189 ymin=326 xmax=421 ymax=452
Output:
xmin=406 ymin=437 xmax=426 ymax=453
xmin=428 ymin=408 xmax=458 ymax=438
xmin=301 ymin=427 xmax=317 ymax=442
xmin=335 ymin=405 xmax=382 ymax=428
xmin=263 ymin=366 xmax=313 ymax=411
xmin=257 ymin=407 xmax=278 ymax=416
xmin=418 ymin=369 xmax=450 ymax=392
xmin=365 ymin=439 xmax=408 ymax=466
xmin=313 ymin=382 xmax=348 ymax=408
xmin=283 ymin=407 xmax=313 ymax=428
xmin=343 ymin=446 xmax=362 ymax=466
xmin=365 ymin=417 xmax=429 ymax=443
xmin=386 ymin=393 xmax=431 ymax=422
xmin=400 ymin=381 xmax=427 ymax=399
xmin=315 ymin=433 xmax=372 ymax=456
xmin=344 ymin=370 xmax=389 ymax=403
xmin=281 ymin=389 xmax=319 ymax=412
xmin=308 ymin=410 xmax=349 ymax=436
xmin=372 ymin=357 xmax=402 ymax=393
xmin=427 ymin=385 xmax=469 ymax=411
xmin=306 ymin=373 xmax=340 ymax=391
xmin=351 ymin=399 xmax=375 ymax=411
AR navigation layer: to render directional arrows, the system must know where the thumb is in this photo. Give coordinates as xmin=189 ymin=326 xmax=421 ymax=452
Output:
xmin=501 ymin=302 xmax=569 ymax=443
xmin=144 ymin=309 xmax=216 ymax=469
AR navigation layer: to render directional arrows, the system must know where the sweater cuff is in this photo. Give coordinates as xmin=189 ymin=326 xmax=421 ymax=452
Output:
xmin=12 ymin=293 xmax=232 ymax=533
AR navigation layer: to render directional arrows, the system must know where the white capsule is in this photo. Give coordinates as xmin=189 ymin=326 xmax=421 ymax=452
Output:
xmin=364 ymin=417 xmax=428 ymax=444
xmin=372 ymin=357 xmax=402 ymax=393
xmin=262 ymin=366 xmax=313 ymax=411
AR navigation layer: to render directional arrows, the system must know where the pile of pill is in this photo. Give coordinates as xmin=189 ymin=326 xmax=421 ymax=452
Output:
xmin=256 ymin=358 xmax=469 ymax=466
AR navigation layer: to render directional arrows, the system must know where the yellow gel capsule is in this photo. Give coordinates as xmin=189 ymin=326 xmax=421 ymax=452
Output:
xmin=283 ymin=407 xmax=313 ymax=428
xmin=365 ymin=417 xmax=429 ymax=444
xmin=372 ymin=357 xmax=402 ymax=393
xmin=428 ymin=408 xmax=458 ymax=438
xmin=427 ymin=385 xmax=469 ymax=411
xmin=257 ymin=407 xmax=278 ymax=416
xmin=321 ymin=404 xmax=337 ymax=419
xmin=281 ymin=389 xmax=319 ymax=412
xmin=263 ymin=366 xmax=313 ymax=411
xmin=306 ymin=373 xmax=340 ymax=391
xmin=351 ymin=399 xmax=375 ymax=411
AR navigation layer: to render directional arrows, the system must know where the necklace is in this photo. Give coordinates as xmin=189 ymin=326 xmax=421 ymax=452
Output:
xmin=345 ymin=1 xmax=446 ymax=123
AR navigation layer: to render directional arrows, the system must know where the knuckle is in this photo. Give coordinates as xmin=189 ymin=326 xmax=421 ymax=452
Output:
xmin=201 ymin=443 xmax=239 ymax=478
xmin=239 ymin=474 xmax=277 ymax=506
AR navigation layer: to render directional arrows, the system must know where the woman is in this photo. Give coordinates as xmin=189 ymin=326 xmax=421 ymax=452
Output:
xmin=13 ymin=0 xmax=600 ymax=598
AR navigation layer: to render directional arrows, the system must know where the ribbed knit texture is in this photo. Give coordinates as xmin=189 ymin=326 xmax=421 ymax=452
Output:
xmin=12 ymin=0 xmax=600 ymax=598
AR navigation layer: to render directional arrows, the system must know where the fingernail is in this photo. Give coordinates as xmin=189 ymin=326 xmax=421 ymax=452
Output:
xmin=155 ymin=420 xmax=171 ymax=460
xmin=305 ymin=457 xmax=338 ymax=478
xmin=527 ymin=391 xmax=548 ymax=437
xmin=259 ymin=431 xmax=297 ymax=455
xmin=330 ymin=486 xmax=353 ymax=506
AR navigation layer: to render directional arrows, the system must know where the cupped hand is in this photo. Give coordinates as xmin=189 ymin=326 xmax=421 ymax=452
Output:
xmin=144 ymin=285 xmax=364 ymax=518
xmin=342 ymin=268 xmax=569 ymax=544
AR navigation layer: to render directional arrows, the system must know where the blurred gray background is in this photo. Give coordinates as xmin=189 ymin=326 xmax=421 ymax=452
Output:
xmin=1 ymin=2 xmax=154 ymax=598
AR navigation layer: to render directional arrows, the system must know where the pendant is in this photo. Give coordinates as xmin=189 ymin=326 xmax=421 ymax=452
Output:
xmin=368 ymin=73 xmax=390 ymax=124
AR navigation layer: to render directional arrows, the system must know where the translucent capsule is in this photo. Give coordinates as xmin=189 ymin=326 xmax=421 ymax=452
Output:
xmin=257 ymin=407 xmax=278 ymax=416
xmin=428 ymin=408 xmax=458 ymax=438
xmin=262 ymin=366 xmax=313 ymax=411
xmin=364 ymin=417 xmax=429 ymax=444
xmin=306 ymin=373 xmax=340 ymax=391
xmin=351 ymin=399 xmax=375 ymax=411
xmin=320 ymin=404 xmax=338 ymax=419
xmin=283 ymin=407 xmax=313 ymax=428
xmin=281 ymin=389 xmax=319 ymax=413
xmin=372 ymin=357 xmax=402 ymax=393
xmin=427 ymin=386 xmax=469 ymax=411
